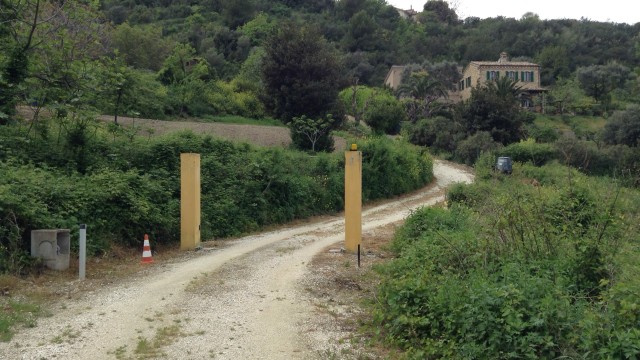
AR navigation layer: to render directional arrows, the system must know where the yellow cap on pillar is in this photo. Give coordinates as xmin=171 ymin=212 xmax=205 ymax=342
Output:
xmin=350 ymin=143 xmax=358 ymax=151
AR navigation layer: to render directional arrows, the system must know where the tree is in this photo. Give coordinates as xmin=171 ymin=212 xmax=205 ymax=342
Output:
xmin=462 ymin=81 xmax=534 ymax=145
xmin=221 ymin=0 xmax=255 ymax=29
xmin=1 ymin=1 xmax=109 ymax=124
xmin=423 ymin=0 xmax=460 ymax=25
xmin=602 ymin=105 xmax=640 ymax=147
xmin=289 ymin=114 xmax=336 ymax=152
xmin=364 ymin=93 xmax=405 ymax=135
xmin=535 ymin=45 xmax=570 ymax=85
xmin=262 ymin=22 xmax=344 ymax=123
xmin=344 ymin=10 xmax=379 ymax=52
xmin=397 ymin=71 xmax=448 ymax=122
xmin=112 ymin=23 xmax=173 ymax=71
xmin=548 ymin=78 xmax=586 ymax=115
xmin=485 ymin=76 xmax=524 ymax=104
xmin=158 ymin=43 xmax=211 ymax=116
xmin=576 ymin=62 xmax=632 ymax=106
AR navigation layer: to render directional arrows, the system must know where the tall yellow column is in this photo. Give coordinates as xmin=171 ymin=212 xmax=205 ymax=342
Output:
xmin=180 ymin=153 xmax=201 ymax=250
xmin=344 ymin=144 xmax=362 ymax=253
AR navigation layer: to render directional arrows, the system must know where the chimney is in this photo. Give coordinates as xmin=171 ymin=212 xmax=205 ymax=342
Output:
xmin=498 ymin=52 xmax=509 ymax=63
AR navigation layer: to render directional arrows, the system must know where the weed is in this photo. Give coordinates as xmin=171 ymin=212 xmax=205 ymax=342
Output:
xmin=51 ymin=326 xmax=80 ymax=344
xmin=0 ymin=300 xmax=42 ymax=342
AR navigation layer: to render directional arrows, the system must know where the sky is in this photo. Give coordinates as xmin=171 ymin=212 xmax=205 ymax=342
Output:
xmin=386 ymin=0 xmax=638 ymax=25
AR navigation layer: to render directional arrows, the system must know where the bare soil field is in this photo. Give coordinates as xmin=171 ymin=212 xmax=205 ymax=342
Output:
xmin=97 ymin=115 xmax=348 ymax=151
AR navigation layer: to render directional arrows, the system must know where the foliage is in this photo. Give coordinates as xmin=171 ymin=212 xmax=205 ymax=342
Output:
xmin=525 ymin=122 xmax=560 ymax=143
xmin=407 ymin=115 xmax=465 ymax=154
xmin=363 ymin=92 xmax=405 ymax=135
xmin=358 ymin=137 xmax=434 ymax=201
xmin=602 ymin=104 xmax=640 ymax=147
xmin=289 ymin=114 xmax=336 ymax=152
xmin=0 ymin=122 xmax=433 ymax=270
xmin=502 ymin=138 xmax=558 ymax=166
xmin=112 ymin=23 xmax=173 ymax=71
xmin=462 ymin=80 xmax=535 ymax=145
xmin=576 ymin=62 xmax=633 ymax=107
xmin=373 ymin=162 xmax=640 ymax=358
xmin=262 ymin=22 xmax=344 ymax=122
xmin=397 ymin=70 xmax=448 ymax=122
xmin=454 ymin=131 xmax=502 ymax=165
xmin=547 ymin=77 xmax=588 ymax=115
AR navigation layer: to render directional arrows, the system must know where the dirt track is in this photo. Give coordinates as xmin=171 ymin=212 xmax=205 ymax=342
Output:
xmin=0 ymin=161 xmax=473 ymax=359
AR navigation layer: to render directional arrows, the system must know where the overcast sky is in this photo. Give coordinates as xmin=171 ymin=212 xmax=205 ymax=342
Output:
xmin=386 ymin=0 xmax=638 ymax=25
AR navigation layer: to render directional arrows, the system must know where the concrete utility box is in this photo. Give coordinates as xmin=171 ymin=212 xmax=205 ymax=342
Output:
xmin=31 ymin=229 xmax=70 ymax=271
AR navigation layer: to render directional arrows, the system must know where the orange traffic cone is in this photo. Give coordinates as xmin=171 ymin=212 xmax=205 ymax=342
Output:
xmin=141 ymin=234 xmax=153 ymax=264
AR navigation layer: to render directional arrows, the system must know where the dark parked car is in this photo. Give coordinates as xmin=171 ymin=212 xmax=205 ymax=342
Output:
xmin=496 ymin=156 xmax=513 ymax=174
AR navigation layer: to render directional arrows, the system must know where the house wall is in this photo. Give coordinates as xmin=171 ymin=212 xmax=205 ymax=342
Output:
xmin=459 ymin=63 xmax=541 ymax=101
xmin=384 ymin=65 xmax=406 ymax=90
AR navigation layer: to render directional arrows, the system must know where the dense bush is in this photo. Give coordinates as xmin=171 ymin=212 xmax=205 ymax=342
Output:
xmin=373 ymin=163 xmax=640 ymax=358
xmin=363 ymin=93 xmax=405 ymax=135
xmin=358 ymin=137 xmax=434 ymax=201
xmin=502 ymin=138 xmax=558 ymax=166
xmin=0 ymin=122 xmax=433 ymax=273
xmin=407 ymin=115 xmax=466 ymax=159
xmin=454 ymin=131 xmax=502 ymax=165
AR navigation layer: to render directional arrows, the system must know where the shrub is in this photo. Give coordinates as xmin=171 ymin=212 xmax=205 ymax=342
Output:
xmin=359 ymin=137 xmax=433 ymax=201
xmin=363 ymin=94 xmax=405 ymax=135
xmin=454 ymin=131 xmax=502 ymax=165
xmin=408 ymin=116 xmax=465 ymax=154
xmin=373 ymin=163 xmax=640 ymax=358
xmin=503 ymin=138 xmax=557 ymax=166
xmin=1 ymin=122 xmax=435 ymax=269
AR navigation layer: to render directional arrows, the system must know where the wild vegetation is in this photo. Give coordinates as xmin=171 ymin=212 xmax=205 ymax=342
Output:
xmin=0 ymin=117 xmax=432 ymax=274
xmin=373 ymin=156 xmax=640 ymax=358
xmin=1 ymin=0 xmax=640 ymax=353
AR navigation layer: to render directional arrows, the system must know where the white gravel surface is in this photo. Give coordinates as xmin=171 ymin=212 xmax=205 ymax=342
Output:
xmin=0 ymin=160 xmax=473 ymax=360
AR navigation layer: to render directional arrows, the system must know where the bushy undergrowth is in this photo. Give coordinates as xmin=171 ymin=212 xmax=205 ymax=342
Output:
xmin=373 ymin=162 xmax=640 ymax=358
xmin=0 ymin=121 xmax=433 ymax=273
xmin=495 ymin=138 xmax=639 ymax=186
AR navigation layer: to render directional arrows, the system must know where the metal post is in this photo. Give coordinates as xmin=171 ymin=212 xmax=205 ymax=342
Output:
xmin=79 ymin=224 xmax=86 ymax=280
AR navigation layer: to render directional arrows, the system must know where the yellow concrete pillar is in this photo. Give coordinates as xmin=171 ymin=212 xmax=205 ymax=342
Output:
xmin=344 ymin=144 xmax=362 ymax=253
xmin=180 ymin=153 xmax=201 ymax=250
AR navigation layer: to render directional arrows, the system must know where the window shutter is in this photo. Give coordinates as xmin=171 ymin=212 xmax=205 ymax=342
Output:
xmin=521 ymin=71 xmax=524 ymax=81
xmin=486 ymin=71 xmax=490 ymax=80
xmin=531 ymin=71 xmax=534 ymax=82
xmin=515 ymin=71 xmax=519 ymax=81
xmin=496 ymin=71 xmax=500 ymax=79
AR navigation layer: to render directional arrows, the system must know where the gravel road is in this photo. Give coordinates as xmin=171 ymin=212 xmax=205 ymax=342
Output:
xmin=0 ymin=160 xmax=473 ymax=360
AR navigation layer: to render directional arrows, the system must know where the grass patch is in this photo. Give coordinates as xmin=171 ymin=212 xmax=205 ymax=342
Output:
xmin=134 ymin=324 xmax=184 ymax=358
xmin=0 ymin=300 xmax=42 ymax=342
xmin=535 ymin=114 xmax=607 ymax=134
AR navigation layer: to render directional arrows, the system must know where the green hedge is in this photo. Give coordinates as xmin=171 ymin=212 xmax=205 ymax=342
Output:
xmin=0 ymin=123 xmax=433 ymax=272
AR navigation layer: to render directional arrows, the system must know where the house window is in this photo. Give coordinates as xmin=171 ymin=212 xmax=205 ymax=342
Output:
xmin=521 ymin=71 xmax=535 ymax=82
xmin=486 ymin=71 xmax=500 ymax=81
xmin=506 ymin=71 xmax=518 ymax=80
xmin=466 ymin=76 xmax=471 ymax=87
xmin=459 ymin=80 xmax=464 ymax=91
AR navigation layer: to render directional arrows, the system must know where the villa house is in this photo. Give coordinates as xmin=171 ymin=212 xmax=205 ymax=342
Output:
xmin=384 ymin=65 xmax=406 ymax=90
xmin=459 ymin=52 xmax=545 ymax=108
